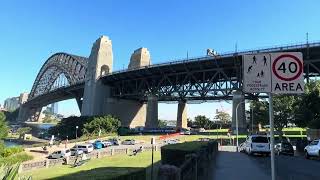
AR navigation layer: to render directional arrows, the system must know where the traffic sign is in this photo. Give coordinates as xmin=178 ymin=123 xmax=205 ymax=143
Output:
xmin=243 ymin=52 xmax=304 ymax=94
xmin=243 ymin=54 xmax=272 ymax=93
xmin=271 ymin=52 xmax=304 ymax=94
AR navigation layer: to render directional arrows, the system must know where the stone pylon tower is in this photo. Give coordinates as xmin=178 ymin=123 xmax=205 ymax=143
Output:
xmin=81 ymin=36 xmax=113 ymax=116
xmin=128 ymin=48 xmax=151 ymax=69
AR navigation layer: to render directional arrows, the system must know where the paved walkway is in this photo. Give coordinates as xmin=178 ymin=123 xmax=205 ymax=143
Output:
xmin=212 ymin=151 xmax=270 ymax=180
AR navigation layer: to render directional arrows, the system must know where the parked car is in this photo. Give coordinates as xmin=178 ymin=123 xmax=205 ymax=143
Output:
xmin=70 ymin=148 xmax=83 ymax=156
xmin=245 ymin=135 xmax=270 ymax=155
xmin=92 ymin=141 xmax=104 ymax=149
xmin=74 ymin=144 xmax=94 ymax=153
xmin=164 ymin=139 xmax=178 ymax=145
xmin=239 ymin=142 xmax=246 ymax=153
xmin=122 ymin=139 xmax=135 ymax=145
xmin=275 ymin=142 xmax=294 ymax=156
xmin=49 ymin=149 xmax=71 ymax=159
xmin=108 ymin=138 xmax=120 ymax=145
xmin=304 ymin=139 xmax=320 ymax=159
xmin=101 ymin=140 xmax=113 ymax=147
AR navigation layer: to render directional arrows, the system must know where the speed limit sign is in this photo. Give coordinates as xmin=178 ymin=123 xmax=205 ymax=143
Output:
xmin=271 ymin=52 xmax=304 ymax=94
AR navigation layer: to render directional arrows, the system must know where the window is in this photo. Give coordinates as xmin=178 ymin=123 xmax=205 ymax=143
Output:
xmin=252 ymin=136 xmax=268 ymax=143
xmin=310 ymin=140 xmax=319 ymax=145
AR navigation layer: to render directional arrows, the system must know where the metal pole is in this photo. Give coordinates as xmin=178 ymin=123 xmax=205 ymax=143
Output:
xmin=151 ymin=144 xmax=154 ymax=180
xmin=269 ymin=93 xmax=276 ymax=180
xmin=236 ymin=101 xmax=245 ymax=152
xmin=251 ymin=107 xmax=254 ymax=133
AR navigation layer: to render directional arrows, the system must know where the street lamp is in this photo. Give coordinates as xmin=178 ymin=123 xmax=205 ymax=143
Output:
xmin=76 ymin=126 xmax=79 ymax=140
xmin=236 ymin=100 xmax=246 ymax=152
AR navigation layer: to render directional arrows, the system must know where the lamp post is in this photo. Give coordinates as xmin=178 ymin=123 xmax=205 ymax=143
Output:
xmin=236 ymin=100 xmax=245 ymax=152
xmin=76 ymin=126 xmax=79 ymax=141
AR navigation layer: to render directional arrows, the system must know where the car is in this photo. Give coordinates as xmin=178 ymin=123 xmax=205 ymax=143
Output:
xmin=74 ymin=144 xmax=94 ymax=153
xmin=122 ymin=139 xmax=135 ymax=145
xmin=70 ymin=148 xmax=84 ymax=156
xmin=92 ymin=141 xmax=104 ymax=149
xmin=164 ymin=139 xmax=178 ymax=144
xmin=48 ymin=149 xmax=71 ymax=159
xmin=304 ymin=139 xmax=320 ymax=159
xmin=239 ymin=142 xmax=246 ymax=153
xmin=107 ymin=138 xmax=120 ymax=146
xmin=245 ymin=135 xmax=270 ymax=155
xmin=275 ymin=142 xmax=294 ymax=156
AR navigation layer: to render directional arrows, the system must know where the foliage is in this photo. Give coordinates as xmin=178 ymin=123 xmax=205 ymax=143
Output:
xmin=293 ymin=80 xmax=320 ymax=129
xmin=42 ymin=114 xmax=59 ymax=124
xmin=158 ymin=119 xmax=167 ymax=128
xmin=0 ymin=146 xmax=23 ymax=158
xmin=194 ymin=115 xmax=212 ymax=129
xmin=214 ymin=111 xmax=231 ymax=124
xmin=16 ymin=127 xmax=32 ymax=139
xmin=48 ymin=116 xmax=91 ymax=139
xmin=250 ymin=100 xmax=269 ymax=126
xmin=83 ymin=115 xmax=121 ymax=136
xmin=0 ymin=153 xmax=33 ymax=166
xmin=0 ymin=164 xmax=31 ymax=180
xmin=3 ymin=109 xmax=19 ymax=123
xmin=0 ymin=112 xmax=8 ymax=140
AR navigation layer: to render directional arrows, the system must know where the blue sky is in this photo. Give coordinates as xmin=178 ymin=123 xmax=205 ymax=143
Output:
xmin=0 ymin=0 xmax=319 ymax=119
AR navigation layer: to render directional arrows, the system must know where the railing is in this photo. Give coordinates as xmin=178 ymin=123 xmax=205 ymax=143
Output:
xmin=106 ymin=41 xmax=320 ymax=76
xmin=20 ymin=145 xmax=162 ymax=172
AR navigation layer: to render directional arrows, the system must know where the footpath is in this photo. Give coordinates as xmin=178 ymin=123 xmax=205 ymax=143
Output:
xmin=211 ymin=146 xmax=270 ymax=180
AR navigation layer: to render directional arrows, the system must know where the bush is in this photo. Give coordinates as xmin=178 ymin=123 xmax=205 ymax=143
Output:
xmin=161 ymin=141 xmax=218 ymax=166
xmin=83 ymin=115 xmax=121 ymax=136
xmin=0 ymin=153 xmax=33 ymax=165
xmin=0 ymin=146 xmax=24 ymax=158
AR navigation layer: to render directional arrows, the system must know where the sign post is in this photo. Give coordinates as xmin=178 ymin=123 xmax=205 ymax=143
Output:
xmin=243 ymin=52 xmax=304 ymax=180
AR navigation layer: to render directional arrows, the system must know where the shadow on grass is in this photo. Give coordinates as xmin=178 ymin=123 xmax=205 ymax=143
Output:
xmin=46 ymin=161 xmax=162 ymax=180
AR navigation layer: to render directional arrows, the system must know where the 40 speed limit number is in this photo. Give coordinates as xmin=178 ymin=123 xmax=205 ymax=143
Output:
xmin=271 ymin=52 xmax=304 ymax=94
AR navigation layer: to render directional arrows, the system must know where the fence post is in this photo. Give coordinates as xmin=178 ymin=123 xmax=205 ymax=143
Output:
xmin=97 ymin=151 xmax=100 ymax=158
xmin=111 ymin=148 xmax=114 ymax=156
xmin=45 ymin=159 xmax=50 ymax=168
xmin=126 ymin=148 xmax=129 ymax=154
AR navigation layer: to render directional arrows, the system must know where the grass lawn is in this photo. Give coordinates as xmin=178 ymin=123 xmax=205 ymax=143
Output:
xmin=22 ymin=151 xmax=161 ymax=180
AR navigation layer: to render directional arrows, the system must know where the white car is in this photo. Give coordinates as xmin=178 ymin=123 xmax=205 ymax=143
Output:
xmin=122 ymin=139 xmax=135 ymax=145
xmin=245 ymin=135 xmax=270 ymax=155
xmin=74 ymin=144 xmax=94 ymax=153
xmin=304 ymin=139 xmax=320 ymax=159
xmin=49 ymin=149 xmax=71 ymax=159
xmin=164 ymin=139 xmax=178 ymax=144
xmin=70 ymin=148 xmax=84 ymax=156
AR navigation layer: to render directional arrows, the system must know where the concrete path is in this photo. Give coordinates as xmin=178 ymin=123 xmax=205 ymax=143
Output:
xmin=212 ymin=151 xmax=270 ymax=180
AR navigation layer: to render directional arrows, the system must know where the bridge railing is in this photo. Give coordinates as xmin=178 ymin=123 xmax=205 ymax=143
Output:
xmin=106 ymin=41 xmax=320 ymax=76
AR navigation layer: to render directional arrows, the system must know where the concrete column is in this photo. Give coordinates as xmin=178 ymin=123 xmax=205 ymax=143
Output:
xmin=146 ymin=95 xmax=158 ymax=128
xmin=232 ymin=90 xmax=247 ymax=134
xmin=177 ymin=101 xmax=187 ymax=130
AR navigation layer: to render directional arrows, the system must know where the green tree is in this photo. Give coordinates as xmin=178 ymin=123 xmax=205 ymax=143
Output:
xmin=16 ymin=127 xmax=32 ymax=139
xmin=214 ymin=111 xmax=231 ymax=124
xmin=83 ymin=115 xmax=121 ymax=136
xmin=194 ymin=115 xmax=211 ymax=129
xmin=294 ymin=80 xmax=320 ymax=129
xmin=158 ymin=119 xmax=167 ymax=128
xmin=0 ymin=112 xmax=8 ymax=140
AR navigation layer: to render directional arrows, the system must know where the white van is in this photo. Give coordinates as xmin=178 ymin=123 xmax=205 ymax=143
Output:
xmin=245 ymin=135 xmax=270 ymax=155
xmin=74 ymin=144 xmax=94 ymax=153
xmin=49 ymin=149 xmax=71 ymax=159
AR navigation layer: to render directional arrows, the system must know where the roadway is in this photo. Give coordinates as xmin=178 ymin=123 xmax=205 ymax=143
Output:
xmin=213 ymin=148 xmax=320 ymax=180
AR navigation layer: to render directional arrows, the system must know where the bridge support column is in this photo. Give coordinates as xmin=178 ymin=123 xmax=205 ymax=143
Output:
xmin=145 ymin=95 xmax=158 ymax=128
xmin=17 ymin=106 xmax=42 ymax=122
xmin=81 ymin=36 xmax=113 ymax=116
xmin=177 ymin=101 xmax=187 ymax=130
xmin=232 ymin=91 xmax=247 ymax=134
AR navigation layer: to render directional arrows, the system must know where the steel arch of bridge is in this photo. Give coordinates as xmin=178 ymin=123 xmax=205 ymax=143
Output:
xmin=29 ymin=53 xmax=88 ymax=100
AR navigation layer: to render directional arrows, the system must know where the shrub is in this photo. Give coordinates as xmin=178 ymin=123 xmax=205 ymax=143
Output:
xmin=0 ymin=146 xmax=23 ymax=158
xmin=83 ymin=115 xmax=121 ymax=136
xmin=0 ymin=153 xmax=33 ymax=165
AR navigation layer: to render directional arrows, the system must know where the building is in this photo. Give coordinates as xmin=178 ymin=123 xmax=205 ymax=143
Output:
xmin=3 ymin=92 xmax=29 ymax=111
xmin=51 ymin=103 xmax=58 ymax=114
xmin=4 ymin=97 xmax=19 ymax=111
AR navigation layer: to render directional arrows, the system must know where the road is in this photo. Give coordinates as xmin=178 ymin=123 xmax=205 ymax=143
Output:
xmin=249 ymin=154 xmax=320 ymax=180
xmin=214 ymin=149 xmax=320 ymax=180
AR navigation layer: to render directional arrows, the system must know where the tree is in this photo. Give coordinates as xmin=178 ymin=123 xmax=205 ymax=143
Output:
xmin=214 ymin=111 xmax=231 ymax=124
xmin=158 ymin=119 xmax=167 ymax=128
xmin=0 ymin=112 xmax=8 ymax=140
xmin=16 ymin=127 xmax=32 ymax=139
xmin=83 ymin=115 xmax=121 ymax=136
xmin=293 ymin=80 xmax=320 ymax=129
xmin=194 ymin=115 xmax=211 ymax=129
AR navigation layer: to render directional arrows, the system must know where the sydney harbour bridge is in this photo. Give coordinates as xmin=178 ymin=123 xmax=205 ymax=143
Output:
xmin=18 ymin=36 xmax=320 ymax=132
